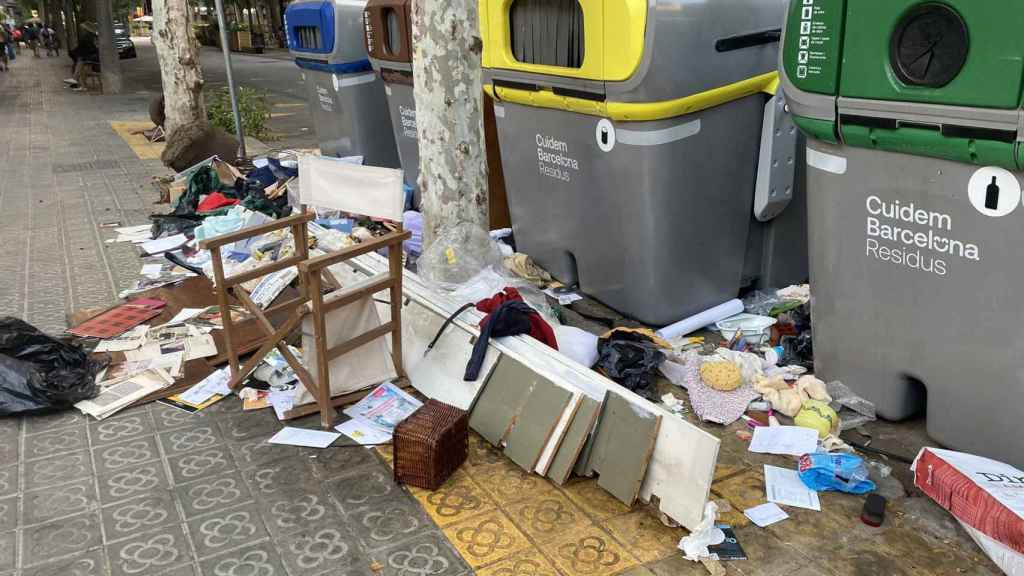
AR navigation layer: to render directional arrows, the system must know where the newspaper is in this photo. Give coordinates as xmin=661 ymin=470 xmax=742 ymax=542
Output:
xmin=343 ymin=382 xmax=422 ymax=434
xmin=94 ymin=325 xmax=149 ymax=353
xmin=76 ymin=368 xmax=175 ymax=420
xmin=250 ymin=267 xmax=298 ymax=309
xmin=103 ymin=351 xmax=185 ymax=382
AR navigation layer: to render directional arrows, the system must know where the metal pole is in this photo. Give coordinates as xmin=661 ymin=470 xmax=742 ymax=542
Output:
xmin=213 ymin=0 xmax=246 ymax=159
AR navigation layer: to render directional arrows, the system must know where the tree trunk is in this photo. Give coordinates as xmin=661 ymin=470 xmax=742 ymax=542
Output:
xmin=96 ymin=0 xmax=122 ymax=93
xmin=152 ymin=0 xmax=207 ymax=166
xmin=63 ymin=0 xmax=77 ymax=48
xmin=410 ymin=0 xmax=489 ymax=252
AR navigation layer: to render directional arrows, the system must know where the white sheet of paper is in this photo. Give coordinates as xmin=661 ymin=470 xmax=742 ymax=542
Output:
xmin=268 ymin=427 xmax=341 ymax=449
xmin=116 ymin=224 xmax=152 ymax=235
xmin=184 ymin=333 xmax=217 ymax=361
xmin=178 ymin=368 xmax=231 ymax=406
xmin=165 ymin=308 xmax=205 ymax=326
xmin=764 ymin=465 xmax=821 ymax=511
xmin=749 ymin=426 xmax=819 ymax=456
xmin=268 ymin=389 xmax=295 ymax=420
xmin=140 ymin=264 xmax=164 ymax=277
xmin=125 ymin=343 xmax=162 ymax=362
xmin=335 ymin=418 xmax=392 ymax=445
xmin=744 ymin=502 xmax=790 ymax=527
xmin=141 ymin=234 xmax=188 ymax=255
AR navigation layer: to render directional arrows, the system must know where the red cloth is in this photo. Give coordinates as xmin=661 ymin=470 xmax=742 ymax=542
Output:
xmin=476 ymin=288 xmax=558 ymax=350
xmin=197 ymin=192 xmax=239 ymax=212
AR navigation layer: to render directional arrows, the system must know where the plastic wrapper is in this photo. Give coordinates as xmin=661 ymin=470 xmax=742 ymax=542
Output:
xmin=827 ymin=380 xmax=877 ymax=431
xmin=419 ymin=223 xmax=505 ymax=292
xmin=0 ymin=317 xmax=106 ymax=415
xmin=798 ymin=453 xmax=876 ymax=494
xmin=554 ymin=325 xmax=599 ymax=368
xmin=678 ymin=501 xmax=725 ymax=561
xmin=596 ymin=330 xmax=666 ymax=400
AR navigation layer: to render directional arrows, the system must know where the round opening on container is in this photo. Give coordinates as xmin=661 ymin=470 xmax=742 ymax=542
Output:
xmin=890 ymin=3 xmax=969 ymax=88
xmin=384 ymin=8 xmax=403 ymax=56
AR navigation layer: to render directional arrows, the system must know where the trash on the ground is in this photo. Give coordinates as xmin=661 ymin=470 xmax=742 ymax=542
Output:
xmin=103 ymin=351 xmax=185 ymax=382
xmin=554 ymin=325 xmax=599 ymax=368
xmin=419 ymin=222 xmax=505 ymax=291
xmin=504 ymin=252 xmax=554 ymax=288
xmin=0 ymin=317 xmax=106 ymax=415
xmin=106 ymin=223 xmax=153 ymax=244
xmin=75 ymin=368 xmax=174 ymax=420
xmin=827 ymin=379 xmax=878 ymax=431
xmin=93 ymin=324 xmax=149 ymax=353
xmin=656 ymin=298 xmax=743 ymax=340
xmin=268 ymin=426 xmax=341 ymax=448
xmin=68 ymin=298 xmax=165 ymax=338
xmin=765 ymin=464 xmax=821 ymax=510
xmin=735 ymin=429 xmax=753 ymax=441
xmin=336 ymin=418 xmax=392 ymax=445
xmin=141 ymin=232 xmax=189 ymax=255
xmin=795 ymin=375 xmax=832 ymax=402
xmin=744 ymin=502 xmax=789 ymax=527
xmin=707 ymin=525 xmax=746 ymax=560
xmin=748 ymin=425 xmax=819 ymax=456
xmin=661 ymin=392 xmax=688 ymax=416
xmin=467 ymin=288 xmax=557 ymax=380
xmin=543 ymin=286 xmax=583 ymax=305
xmin=663 ymin=351 xmax=760 ymax=425
xmin=700 ymin=361 xmax=743 ymax=391
xmin=177 ymin=367 xmax=232 ymax=407
xmin=343 ymin=382 xmax=423 ymax=438
xmin=794 ymin=399 xmax=840 ymax=438
xmin=716 ymin=313 xmax=777 ymax=347
xmin=913 ymin=448 xmax=1024 ymax=574
xmin=798 ymin=453 xmax=876 ymax=494
xmin=861 ymin=494 xmax=887 ymax=527
xmin=777 ymin=284 xmax=811 ymax=303
xmin=755 ymin=375 xmax=803 ymax=417
xmin=679 ymin=501 xmax=726 ymax=561
xmin=595 ymin=328 xmax=669 ymax=400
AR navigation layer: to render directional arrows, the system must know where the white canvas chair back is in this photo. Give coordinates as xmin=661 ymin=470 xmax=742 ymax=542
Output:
xmin=298 ymin=155 xmax=405 ymax=222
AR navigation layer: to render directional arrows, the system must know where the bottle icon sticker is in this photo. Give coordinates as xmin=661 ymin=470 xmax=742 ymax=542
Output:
xmin=968 ymin=167 xmax=1020 ymax=217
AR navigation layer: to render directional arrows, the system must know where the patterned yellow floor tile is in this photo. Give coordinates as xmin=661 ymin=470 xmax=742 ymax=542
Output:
xmin=710 ymin=468 xmax=766 ymax=521
xmin=467 ymin=432 xmax=506 ymax=468
xmin=560 ymin=478 xmax=632 ymax=521
xmin=541 ymin=525 xmax=638 ymax=576
xmin=411 ymin=470 xmax=497 ymax=527
xmin=442 ymin=509 xmax=532 ymax=568
xmin=376 ymin=444 xmax=394 ymax=464
xmin=477 ymin=548 xmax=561 ymax=576
xmin=505 ymin=490 xmax=593 ymax=540
xmin=472 ymin=460 xmax=558 ymax=507
xmin=601 ymin=510 xmax=684 ymax=563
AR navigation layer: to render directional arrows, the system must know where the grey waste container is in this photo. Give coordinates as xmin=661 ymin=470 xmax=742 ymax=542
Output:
xmin=363 ymin=0 xmax=419 ymax=203
xmin=479 ymin=0 xmax=808 ymax=326
xmin=782 ymin=0 xmax=1024 ymax=466
xmin=285 ymin=0 xmax=399 ymax=166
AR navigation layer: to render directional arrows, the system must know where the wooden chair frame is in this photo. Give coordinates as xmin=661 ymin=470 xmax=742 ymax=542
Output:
xmin=198 ymin=209 xmax=411 ymax=429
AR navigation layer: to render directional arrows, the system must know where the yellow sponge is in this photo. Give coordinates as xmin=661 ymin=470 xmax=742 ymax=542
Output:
xmin=700 ymin=361 xmax=743 ymax=392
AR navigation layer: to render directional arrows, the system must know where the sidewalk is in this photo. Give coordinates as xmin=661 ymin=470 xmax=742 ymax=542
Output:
xmin=0 ymin=53 xmax=167 ymax=335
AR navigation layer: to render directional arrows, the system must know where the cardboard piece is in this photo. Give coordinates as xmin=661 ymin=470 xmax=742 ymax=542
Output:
xmin=503 ymin=377 xmax=572 ymax=471
xmin=547 ymin=396 xmax=601 ymax=485
xmin=468 ymin=355 xmax=534 ymax=446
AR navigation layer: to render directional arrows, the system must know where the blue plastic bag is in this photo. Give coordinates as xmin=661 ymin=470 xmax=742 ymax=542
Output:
xmin=798 ymin=453 xmax=876 ymax=494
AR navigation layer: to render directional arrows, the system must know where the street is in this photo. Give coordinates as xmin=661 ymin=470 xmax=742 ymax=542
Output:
xmin=120 ymin=36 xmax=318 ymax=149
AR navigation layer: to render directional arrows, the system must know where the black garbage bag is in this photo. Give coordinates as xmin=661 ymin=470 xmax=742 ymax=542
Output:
xmin=596 ymin=329 xmax=666 ymax=401
xmin=0 ymin=317 xmax=105 ymax=415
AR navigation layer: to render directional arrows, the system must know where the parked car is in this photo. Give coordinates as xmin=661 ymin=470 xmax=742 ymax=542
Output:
xmin=113 ymin=23 xmax=136 ymax=59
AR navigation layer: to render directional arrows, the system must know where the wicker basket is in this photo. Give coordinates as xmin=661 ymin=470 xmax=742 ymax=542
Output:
xmin=393 ymin=399 xmax=469 ymax=490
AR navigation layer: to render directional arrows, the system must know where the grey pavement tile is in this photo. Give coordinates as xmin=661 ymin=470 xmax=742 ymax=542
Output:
xmin=97 ymin=461 xmax=172 ymax=506
xmin=241 ymin=457 xmax=319 ymax=500
xmin=21 ymin=547 xmax=108 ymax=576
xmin=275 ymin=520 xmax=368 ymax=576
xmin=346 ymin=498 xmax=429 ymax=552
xmin=378 ymin=532 xmax=470 ymax=576
xmin=93 ymin=436 xmax=161 ymax=475
xmin=0 ymin=497 xmax=15 ymax=532
xmin=21 ymin=511 xmax=103 ymax=568
xmin=152 ymin=402 xmax=212 ymax=431
xmin=100 ymin=490 xmax=181 ymax=543
xmin=88 ymin=411 xmax=154 ymax=447
xmin=23 ymin=450 xmax=94 ymax=488
xmin=167 ymin=446 xmax=236 ymax=485
xmin=186 ymin=503 xmax=269 ymax=560
xmin=199 ymin=542 xmax=287 ymax=576
xmin=175 ymin=472 xmax=253 ymax=521
xmin=155 ymin=564 xmax=198 ymax=576
xmin=0 ymin=416 xmax=22 ymax=439
xmin=230 ymin=437 xmax=315 ymax=470
xmin=0 ymin=439 xmax=16 ymax=466
xmin=0 ymin=466 xmax=18 ymax=498
xmin=22 ymin=477 xmax=98 ymax=526
xmin=105 ymin=524 xmax=191 ymax=576
xmin=216 ymin=410 xmax=282 ymax=443
xmin=23 ymin=426 xmax=88 ymax=460
xmin=308 ymin=444 xmax=380 ymax=479
xmin=326 ymin=466 xmax=403 ymax=513
xmin=256 ymin=486 xmax=343 ymax=538
xmin=158 ymin=425 xmax=224 ymax=457
xmin=0 ymin=531 xmax=14 ymax=574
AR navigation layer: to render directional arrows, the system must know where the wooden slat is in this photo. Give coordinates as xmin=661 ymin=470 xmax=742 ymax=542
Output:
xmin=547 ymin=396 xmax=602 ymax=485
xmin=503 ymin=379 xmax=572 ymax=472
xmin=325 ymin=322 xmax=394 ymax=362
xmin=313 ymin=273 xmax=395 ymax=315
xmin=299 ymin=230 xmax=411 ymax=274
xmin=197 ymin=211 xmax=314 ymax=250
xmin=586 ymin=391 xmax=662 ymax=507
xmin=222 ymin=254 xmax=304 ymax=288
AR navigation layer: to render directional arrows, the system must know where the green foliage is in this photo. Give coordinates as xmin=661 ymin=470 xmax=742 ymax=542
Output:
xmin=206 ymin=86 xmax=273 ymax=140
